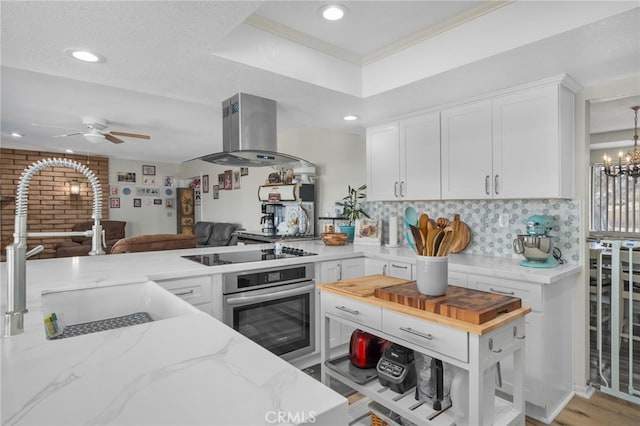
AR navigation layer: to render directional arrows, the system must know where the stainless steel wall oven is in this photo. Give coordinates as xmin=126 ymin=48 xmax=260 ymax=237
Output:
xmin=222 ymin=264 xmax=315 ymax=361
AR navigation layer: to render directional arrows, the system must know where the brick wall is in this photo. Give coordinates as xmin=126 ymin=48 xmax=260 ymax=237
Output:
xmin=1 ymin=149 xmax=109 ymax=259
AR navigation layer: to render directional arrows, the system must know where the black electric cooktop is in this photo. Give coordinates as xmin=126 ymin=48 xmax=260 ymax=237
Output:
xmin=182 ymin=247 xmax=317 ymax=266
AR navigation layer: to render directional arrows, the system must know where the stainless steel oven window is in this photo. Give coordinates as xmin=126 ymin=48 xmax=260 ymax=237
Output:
xmin=224 ymin=281 xmax=315 ymax=360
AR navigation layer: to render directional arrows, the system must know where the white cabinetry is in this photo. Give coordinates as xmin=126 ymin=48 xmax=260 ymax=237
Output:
xmin=155 ymin=275 xmax=213 ymax=316
xmin=367 ymin=112 xmax=440 ymax=201
xmin=441 ymin=76 xmax=576 ymax=199
xmin=364 ymin=258 xmax=413 ymax=280
xmin=441 ymin=100 xmax=493 ymax=199
xmin=320 ymin=287 xmax=527 ymax=426
xmin=459 ymin=272 xmax=573 ymax=423
xmin=318 ymin=258 xmax=365 ymax=348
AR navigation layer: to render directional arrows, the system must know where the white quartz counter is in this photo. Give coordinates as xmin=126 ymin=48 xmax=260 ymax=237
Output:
xmin=1 ymin=241 xmax=581 ymax=426
xmin=1 ymin=274 xmax=348 ymax=425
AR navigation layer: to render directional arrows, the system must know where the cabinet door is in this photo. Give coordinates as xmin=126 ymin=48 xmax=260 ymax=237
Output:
xmin=401 ymin=112 xmax=441 ymax=200
xmin=319 ymin=261 xmax=342 ymax=283
xmin=493 ymin=85 xmax=563 ymax=198
xmin=388 ymin=260 xmax=412 ymax=280
xmin=340 ymin=258 xmax=365 ymax=280
xmin=366 ymin=122 xmax=400 ymax=201
xmin=364 ymin=258 xmax=388 ymax=276
xmin=441 ymin=100 xmax=493 ymax=199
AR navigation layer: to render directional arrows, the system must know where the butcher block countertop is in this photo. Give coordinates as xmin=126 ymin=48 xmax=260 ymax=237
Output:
xmin=320 ymin=275 xmax=531 ymax=336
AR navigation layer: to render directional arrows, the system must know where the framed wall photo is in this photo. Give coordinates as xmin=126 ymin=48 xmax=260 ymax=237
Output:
xmin=224 ymin=170 xmax=233 ymax=190
xmin=240 ymin=167 xmax=249 ymax=176
xmin=142 ymin=165 xmax=156 ymax=175
xmin=218 ymin=173 xmax=225 ymax=188
xmin=233 ymin=170 xmax=241 ymax=189
xmin=354 ymin=218 xmax=382 ymax=246
xmin=202 ymin=174 xmax=209 ymax=193
xmin=166 ymin=198 xmax=174 ymax=208
xmin=110 ymin=197 xmax=120 ymax=208
xmin=117 ymin=172 xmax=136 ymax=183
xmin=133 ymin=198 xmax=142 ymax=208
xmin=213 ymin=185 xmax=219 ymax=199
xmin=153 ymin=198 xmax=163 ymax=205
xmin=143 ymin=176 xmax=156 ymax=185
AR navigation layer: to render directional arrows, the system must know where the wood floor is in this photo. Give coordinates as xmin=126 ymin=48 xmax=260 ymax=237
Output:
xmin=525 ymin=391 xmax=640 ymax=426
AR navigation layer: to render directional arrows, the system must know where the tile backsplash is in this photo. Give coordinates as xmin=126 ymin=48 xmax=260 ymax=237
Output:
xmin=363 ymin=199 xmax=581 ymax=264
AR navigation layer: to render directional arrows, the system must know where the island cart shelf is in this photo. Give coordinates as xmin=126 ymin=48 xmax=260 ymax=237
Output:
xmin=319 ymin=276 xmax=531 ymax=426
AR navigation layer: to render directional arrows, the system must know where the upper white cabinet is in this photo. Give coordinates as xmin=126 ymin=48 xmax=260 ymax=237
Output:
xmin=367 ymin=111 xmax=441 ymax=201
xmin=441 ymin=100 xmax=493 ymax=199
xmin=441 ymin=77 xmax=576 ymax=199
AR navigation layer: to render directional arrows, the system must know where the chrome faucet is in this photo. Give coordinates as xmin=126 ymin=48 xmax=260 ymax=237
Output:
xmin=3 ymin=158 xmax=105 ymax=337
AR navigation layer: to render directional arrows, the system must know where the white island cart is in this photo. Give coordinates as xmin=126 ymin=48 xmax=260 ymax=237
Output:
xmin=319 ymin=277 xmax=531 ymax=426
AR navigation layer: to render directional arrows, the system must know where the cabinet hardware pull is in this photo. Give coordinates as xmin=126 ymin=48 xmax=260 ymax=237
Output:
xmin=394 ymin=181 xmax=399 ymax=198
xmin=485 ymin=175 xmax=490 ymax=195
xmin=336 ymin=306 xmax=360 ymax=315
xmin=399 ymin=181 xmax=405 ymax=198
xmin=391 ymin=264 xmax=408 ymax=269
xmin=489 ymin=287 xmax=515 ymax=295
xmin=399 ymin=327 xmax=432 ymax=340
xmin=494 ymin=174 xmax=499 ymax=195
xmin=173 ymin=289 xmax=195 ymax=296
xmin=488 ymin=338 xmax=502 ymax=353
xmin=383 ymin=264 xmax=388 ymax=275
xmin=514 ymin=326 xmax=526 ymax=340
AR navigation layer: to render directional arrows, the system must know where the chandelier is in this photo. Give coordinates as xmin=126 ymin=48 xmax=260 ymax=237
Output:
xmin=603 ymin=105 xmax=640 ymax=179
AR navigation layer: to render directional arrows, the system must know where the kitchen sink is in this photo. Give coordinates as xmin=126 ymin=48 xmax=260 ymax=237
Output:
xmin=41 ymin=280 xmax=199 ymax=339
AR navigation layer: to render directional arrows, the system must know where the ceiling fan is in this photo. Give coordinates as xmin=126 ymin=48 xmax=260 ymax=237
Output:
xmin=34 ymin=117 xmax=151 ymax=144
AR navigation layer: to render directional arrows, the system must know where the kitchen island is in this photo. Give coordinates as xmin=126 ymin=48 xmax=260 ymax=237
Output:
xmin=1 ymin=241 xmax=580 ymax=425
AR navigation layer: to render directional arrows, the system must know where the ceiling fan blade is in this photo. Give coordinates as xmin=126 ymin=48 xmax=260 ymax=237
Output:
xmin=32 ymin=122 xmax=82 ymax=131
xmin=52 ymin=132 xmax=83 ymax=138
xmin=105 ymin=134 xmax=125 ymax=144
xmin=109 ymin=131 xmax=151 ymax=140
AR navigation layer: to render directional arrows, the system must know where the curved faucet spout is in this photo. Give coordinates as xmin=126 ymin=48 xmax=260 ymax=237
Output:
xmin=3 ymin=158 xmax=104 ymax=337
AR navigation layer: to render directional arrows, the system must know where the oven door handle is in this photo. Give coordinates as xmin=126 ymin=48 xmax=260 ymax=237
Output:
xmin=225 ymin=283 xmax=315 ymax=306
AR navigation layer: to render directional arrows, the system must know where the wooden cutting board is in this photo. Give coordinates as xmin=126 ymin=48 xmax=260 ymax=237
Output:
xmin=374 ymin=282 xmax=521 ymax=325
xmin=323 ymin=274 xmax=408 ymax=297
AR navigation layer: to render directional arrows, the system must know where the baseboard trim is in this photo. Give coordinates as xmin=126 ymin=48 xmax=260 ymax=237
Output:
xmin=574 ymin=384 xmax=596 ymax=399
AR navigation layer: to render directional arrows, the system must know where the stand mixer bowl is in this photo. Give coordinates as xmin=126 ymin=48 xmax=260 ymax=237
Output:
xmin=513 ymin=235 xmax=554 ymax=263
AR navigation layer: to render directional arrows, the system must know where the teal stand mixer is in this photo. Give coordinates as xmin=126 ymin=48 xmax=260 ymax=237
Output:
xmin=513 ymin=215 xmax=559 ymax=268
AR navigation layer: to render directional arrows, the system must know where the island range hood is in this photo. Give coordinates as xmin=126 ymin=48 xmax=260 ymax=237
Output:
xmin=199 ymin=93 xmax=313 ymax=167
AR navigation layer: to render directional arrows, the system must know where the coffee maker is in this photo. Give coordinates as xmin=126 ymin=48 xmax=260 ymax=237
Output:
xmin=513 ymin=215 xmax=558 ymax=268
xmin=260 ymin=203 xmax=278 ymax=236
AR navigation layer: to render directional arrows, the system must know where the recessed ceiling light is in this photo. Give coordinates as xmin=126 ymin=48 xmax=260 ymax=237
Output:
xmin=343 ymin=115 xmax=359 ymax=121
xmin=9 ymin=132 xmax=23 ymax=138
xmin=320 ymin=4 xmax=347 ymax=21
xmin=64 ymin=48 xmax=107 ymax=63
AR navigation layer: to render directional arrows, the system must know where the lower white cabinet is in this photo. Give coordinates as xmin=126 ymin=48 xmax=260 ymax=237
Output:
xmin=364 ymin=258 xmax=413 ymax=279
xmin=318 ymin=258 xmax=365 ymax=348
xmin=458 ymin=272 xmax=573 ymax=423
xmin=155 ymin=275 xmax=213 ymax=316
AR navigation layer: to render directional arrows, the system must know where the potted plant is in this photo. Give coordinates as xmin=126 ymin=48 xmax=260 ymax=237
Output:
xmin=336 ymin=184 xmax=369 ymax=242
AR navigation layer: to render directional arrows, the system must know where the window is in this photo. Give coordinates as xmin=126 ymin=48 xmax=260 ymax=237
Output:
xmin=590 ymin=165 xmax=640 ymax=236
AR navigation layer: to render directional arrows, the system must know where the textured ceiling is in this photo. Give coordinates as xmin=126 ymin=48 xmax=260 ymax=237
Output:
xmin=1 ymin=1 xmax=639 ymax=163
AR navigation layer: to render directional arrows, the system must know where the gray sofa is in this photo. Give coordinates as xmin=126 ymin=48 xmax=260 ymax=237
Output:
xmin=194 ymin=221 xmax=240 ymax=247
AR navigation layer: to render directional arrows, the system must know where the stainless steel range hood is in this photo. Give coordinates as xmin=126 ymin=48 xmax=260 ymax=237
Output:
xmin=200 ymin=93 xmax=313 ymax=167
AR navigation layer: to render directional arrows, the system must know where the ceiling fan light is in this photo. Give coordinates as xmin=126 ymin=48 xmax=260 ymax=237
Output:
xmin=84 ymin=133 xmax=105 ymax=144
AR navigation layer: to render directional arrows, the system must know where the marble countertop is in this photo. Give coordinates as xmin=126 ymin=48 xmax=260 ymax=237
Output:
xmin=1 ymin=241 xmax=581 ymax=425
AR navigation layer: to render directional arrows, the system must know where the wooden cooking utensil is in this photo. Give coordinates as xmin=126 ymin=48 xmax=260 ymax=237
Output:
xmin=432 ymin=229 xmax=446 ymax=256
xmin=437 ymin=227 xmax=455 ymax=256
xmin=418 ymin=213 xmax=430 ymax=243
xmin=409 ymin=225 xmax=424 ymax=255
xmin=436 ymin=217 xmax=449 ymax=229
xmin=425 ymin=228 xmax=442 ymax=256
